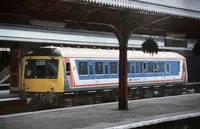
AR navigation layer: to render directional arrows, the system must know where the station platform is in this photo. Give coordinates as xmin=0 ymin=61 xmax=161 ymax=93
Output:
xmin=1 ymin=94 xmax=200 ymax=129
xmin=0 ymin=90 xmax=19 ymax=102
xmin=0 ymin=90 xmax=19 ymax=98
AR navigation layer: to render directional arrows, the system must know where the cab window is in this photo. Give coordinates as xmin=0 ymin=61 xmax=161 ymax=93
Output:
xmin=24 ymin=59 xmax=59 ymax=79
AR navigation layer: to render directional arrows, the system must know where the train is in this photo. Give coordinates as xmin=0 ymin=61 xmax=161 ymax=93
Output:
xmin=20 ymin=46 xmax=188 ymax=109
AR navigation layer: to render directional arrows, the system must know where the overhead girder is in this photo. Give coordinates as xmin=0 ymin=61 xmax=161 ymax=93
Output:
xmin=0 ymin=13 xmax=200 ymax=39
xmin=0 ymin=1 xmax=200 ymax=38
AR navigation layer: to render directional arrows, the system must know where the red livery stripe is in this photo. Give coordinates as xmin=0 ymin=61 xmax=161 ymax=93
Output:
xmin=72 ymin=79 xmax=184 ymax=88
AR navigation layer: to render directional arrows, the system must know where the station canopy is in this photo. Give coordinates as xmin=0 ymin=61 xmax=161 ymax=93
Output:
xmin=1 ymin=0 xmax=200 ymax=110
xmin=0 ymin=0 xmax=200 ymax=39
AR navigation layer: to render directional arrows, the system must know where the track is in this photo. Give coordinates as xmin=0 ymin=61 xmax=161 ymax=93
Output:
xmin=0 ymin=83 xmax=199 ymax=115
xmin=0 ymin=99 xmax=25 ymax=115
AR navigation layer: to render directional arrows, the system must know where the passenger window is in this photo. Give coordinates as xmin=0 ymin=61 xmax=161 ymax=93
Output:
xmin=89 ymin=63 xmax=93 ymax=74
xmin=105 ymin=63 xmax=108 ymax=74
xmin=132 ymin=64 xmax=135 ymax=73
xmin=158 ymin=62 xmax=161 ymax=72
xmin=166 ymin=64 xmax=169 ymax=73
xmin=154 ymin=63 xmax=157 ymax=73
xmin=148 ymin=62 xmax=154 ymax=73
xmin=127 ymin=62 xmax=130 ymax=73
xmin=78 ymin=62 xmax=88 ymax=75
xmin=136 ymin=62 xmax=139 ymax=73
xmin=66 ymin=63 xmax=70 ymax=76
xmin=178 ymin=62 xmax=180 ymax=72
xmin=162 ymin=62 xmax=164 ymax=72
xmin=140 ymin=62 xmax=143 ymax=73
xmin=143 ymin=62 xmax=146 ymax=73
xmin=110 ymin=62 xmax=117 ymax=74
xmin=95 ymin=62 xmax=103 ymax=74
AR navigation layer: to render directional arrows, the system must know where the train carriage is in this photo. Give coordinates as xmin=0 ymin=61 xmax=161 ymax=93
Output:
xmin=21 ymin=46 xmax=188 ymax=108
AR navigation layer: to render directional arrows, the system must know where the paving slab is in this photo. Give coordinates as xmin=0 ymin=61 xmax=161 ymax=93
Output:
xmin=1 ymin=94 xmax=200 ymax=129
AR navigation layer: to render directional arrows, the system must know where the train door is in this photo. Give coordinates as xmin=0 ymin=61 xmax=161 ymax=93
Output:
xmin=147 ymin=62 xmax=154 ymax=77
xmin=165 ymin=63 xmax=171 ymax=82
xmin=66 ymin=62 xmax=75 ymax=87
xmin=161 ymin=62 xmax=165 ymax=78
xmin=139 ymin=61 xmax=147 ymax=81
xmin=157 ymin=62 xmax=162 ymax=77
xmin=110 ymin=61 xmax=118 ymax=78
xmin=88 ymin=61 xmax=95 ymax=79
xmin=135 ymin=61 xmax=140 ymax=81
xmin=104 ymin=61 xmax=110 ymax=79
xmin=170 ymin=62 xmax=175 ymax=78
xmin=154 ymin=62 xmax=158 ymax=77
xmin=139 ymin=62 xmax=143 ymax=78
xmin=131 ymin=61 xmax=136 ymax=78
xmin=143 ymin=62 xmax=147 ymax=78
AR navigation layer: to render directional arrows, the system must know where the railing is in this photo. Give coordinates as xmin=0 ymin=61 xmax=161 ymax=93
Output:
xmin=0 ymin=66 xmax=10 ymax=84
xmin=0 ymin=84 xmax=9 ymax=87
xmin=0 ymin=74 xmax=10 ymax=84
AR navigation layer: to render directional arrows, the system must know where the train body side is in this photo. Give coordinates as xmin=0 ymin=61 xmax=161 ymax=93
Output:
xmin=63 ymin=57 xmax=187 ymax=92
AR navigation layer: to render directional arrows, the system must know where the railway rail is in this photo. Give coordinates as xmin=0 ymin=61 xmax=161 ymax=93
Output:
xmin=0 ymin=99 xmax=25 ymax=115
xmin=0 ymin=82 xmax=199 ymax=115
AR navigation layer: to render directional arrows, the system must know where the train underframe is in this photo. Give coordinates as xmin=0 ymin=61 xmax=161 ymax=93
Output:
xmin=20 ymin=84 xmax=195 ymax=111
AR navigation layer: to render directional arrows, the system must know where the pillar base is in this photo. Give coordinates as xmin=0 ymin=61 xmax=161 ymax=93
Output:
xmin=118 ymin=99 xmax=128 ymax=110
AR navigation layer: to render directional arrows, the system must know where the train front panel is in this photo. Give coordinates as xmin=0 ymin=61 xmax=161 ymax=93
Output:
xmin=22 ymin=56 xmax=65 ymax=93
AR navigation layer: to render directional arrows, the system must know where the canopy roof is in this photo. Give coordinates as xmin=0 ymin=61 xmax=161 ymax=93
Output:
xmin=0 ymin=0 xmax=200 ymax=38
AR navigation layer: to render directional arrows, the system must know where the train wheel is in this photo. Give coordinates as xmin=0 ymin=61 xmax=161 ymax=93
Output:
xmin=190 ymin=89 xmax=195 ymax=94
xmin=26 ymin=98 xmax=36 ymax=112
xmin=57 ymin=96 xmax=68 ymax=108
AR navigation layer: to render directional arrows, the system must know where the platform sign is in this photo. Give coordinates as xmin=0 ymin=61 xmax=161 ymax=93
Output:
xmin=165 ymin=38 xmax=187 ymax=48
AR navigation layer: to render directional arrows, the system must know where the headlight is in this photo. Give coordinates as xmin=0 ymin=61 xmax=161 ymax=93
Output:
xmin=26 ymin=84 xmax=30 ymax=89
xmin=50 ymin=85 xmax=54 ymax=90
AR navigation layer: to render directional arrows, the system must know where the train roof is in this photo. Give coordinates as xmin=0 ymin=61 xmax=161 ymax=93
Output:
xmin=27 ymin=46 xmax=185 ymax=59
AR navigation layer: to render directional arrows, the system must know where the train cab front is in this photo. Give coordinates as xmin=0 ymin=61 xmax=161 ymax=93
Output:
xmin=20 ymin=56 xmax=64 ymax=108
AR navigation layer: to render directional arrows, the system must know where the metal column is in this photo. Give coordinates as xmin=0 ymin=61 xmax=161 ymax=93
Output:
xmin=118 ymin=42 xmax=128 ymax=109
xmin=114 ymin=11 xmax=132 ymax=110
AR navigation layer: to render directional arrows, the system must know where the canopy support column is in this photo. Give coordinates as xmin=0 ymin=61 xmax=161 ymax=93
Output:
xmin=111 ymin=11 xmax=133 ymax=110
xmin=118 ymin=38 xmax=129 ymax=110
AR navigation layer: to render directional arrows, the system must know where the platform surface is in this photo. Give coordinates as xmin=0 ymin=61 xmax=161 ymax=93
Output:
xmin=0 ymin=90 xmax=19 ymax=99
xmin=1 ymin=94 xmax=200 ymax=129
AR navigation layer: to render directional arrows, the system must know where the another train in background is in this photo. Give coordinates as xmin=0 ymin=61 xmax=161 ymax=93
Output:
xmin=20 ymin=46 xmax=190 ymax=109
